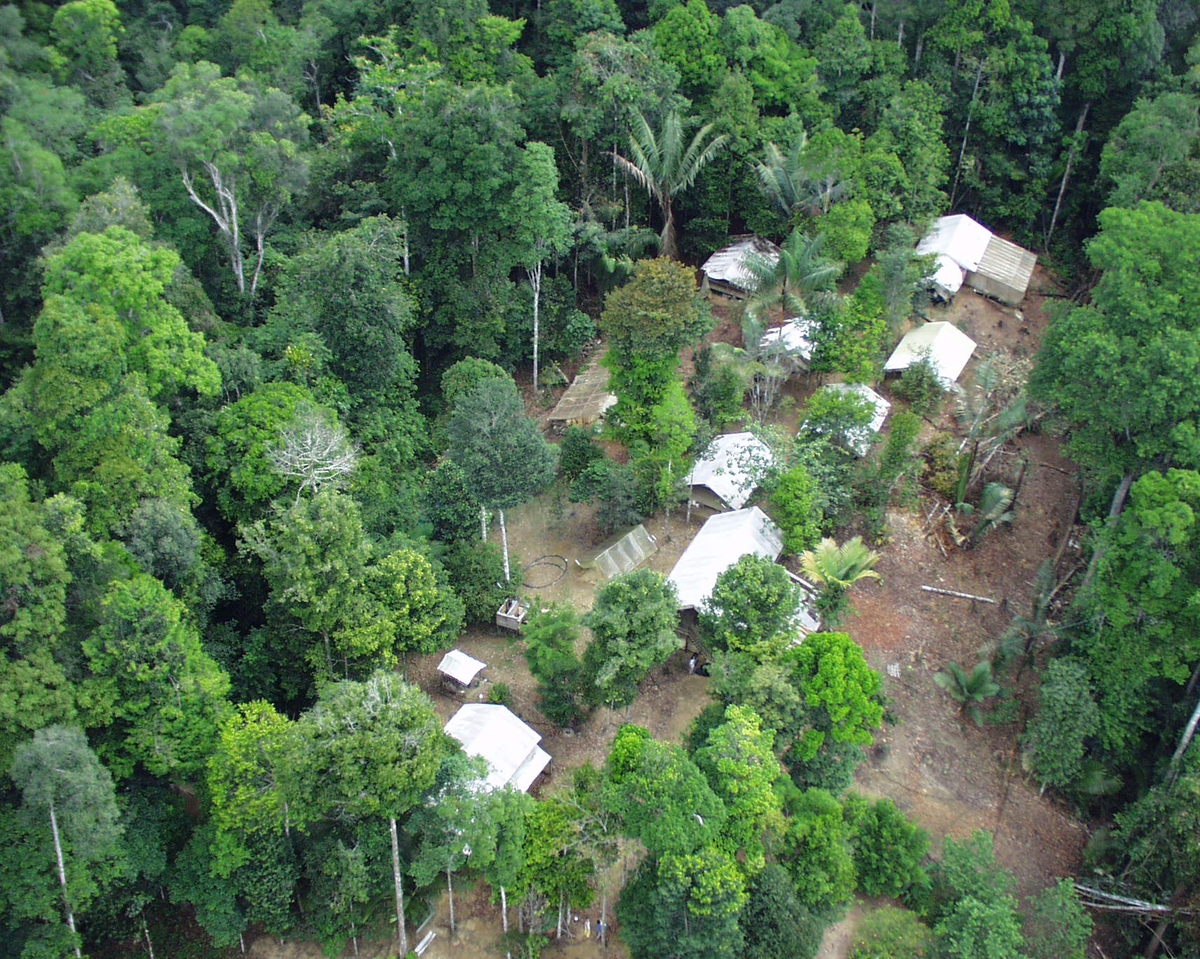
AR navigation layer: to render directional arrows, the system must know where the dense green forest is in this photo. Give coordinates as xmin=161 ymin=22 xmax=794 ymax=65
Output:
xmin=3 ymin=0 xmax=1200 ymax=957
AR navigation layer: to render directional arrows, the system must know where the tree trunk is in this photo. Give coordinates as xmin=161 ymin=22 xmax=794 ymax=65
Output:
xmin=447 ymin=866 xmax=455 ymax=936
xmin=869 ymin=0 xmax=876 ymax=39
xmin=600 ymin=888 xmax=608 ymax=945
xmin=481 ymin=505 xmax=488 ymax=542
xmin=1080 ymin=469 xmax=1134 ymax=593
xmin=659 ymin=198 xmax=677 ymax=260
xmin=1010 ymin=458 xmax=1029 ymax=510
xmin=143 ymin=915 xmax=156 ymax=959
xmin=49 ymin=801 xmax=82 ymax=959
xmin=897 ymin=20 xmax=904 ymax=48
xmin=401 ymin=211 xmax=410 ymax=276
xmin=556 ymin=890 xmax=564 ymax=938
xmin=389 ymin=817 xmax=408 ymax=957
xmin=1168 ymin=694 xmax=1200 ymax=786
xmin=949 ymin=62 xmax=985 ymax=208
xmin=530 ymin=259 xmax=543 ymax=394
xmin=662 ymin=461 xmax=673 ymax=542
xmin=500 ymin=509 xmax=511 ymax=582
xmin=249 ymin=218 xmax=268 ymax=297
xmin=1045 ymin=102 xmax=1090 ymax=250
xmin=501 ymin=885 xmax=511 ymax=959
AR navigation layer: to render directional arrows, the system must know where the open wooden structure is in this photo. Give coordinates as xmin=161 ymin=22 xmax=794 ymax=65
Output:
xmin=495 ymin=597 xmax=529 ymax=632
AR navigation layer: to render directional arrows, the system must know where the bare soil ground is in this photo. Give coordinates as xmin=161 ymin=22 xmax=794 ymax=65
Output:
xmin=253 ymin=272 xmax=1089 ymax=959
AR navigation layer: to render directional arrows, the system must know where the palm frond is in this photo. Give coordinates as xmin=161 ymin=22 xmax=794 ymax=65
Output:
xmin=672 ymin=122 xmax=728 ymax=196
xmin=610 ymin=151 xmax=656 ymax=198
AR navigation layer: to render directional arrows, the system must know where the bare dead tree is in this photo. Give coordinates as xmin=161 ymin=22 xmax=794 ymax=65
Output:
xmin=267 ymin=410 xmax=359 ymax=504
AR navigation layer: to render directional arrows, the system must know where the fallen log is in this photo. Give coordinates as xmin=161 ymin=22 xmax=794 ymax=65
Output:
xmin=920 ymin=585 xmax=997 ymax=604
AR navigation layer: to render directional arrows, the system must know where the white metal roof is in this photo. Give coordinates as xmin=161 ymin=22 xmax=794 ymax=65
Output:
xmin=668 ymin=506 xmax=784 ymax=611
xmin=884 ymin=321 xmax=977 ymax=386
xmin=928 ymin=252 xmax=965 ymax=298
xmin=701 ymin=236 xmax=780 ymax=291
xmin=809 ymin=383 xmax=892 ymax=456
xmin=760 ymin=316 xmax=818 ymax=363
xmin=687 ymin=432 xmax=778 ymax=511
xmin=437 ymin=649 xmax=486 ymax=686
xmin=917 ymin=214 xmax=993 ymax=273
xmin=444 ymin=704 xmax=550 ymax=793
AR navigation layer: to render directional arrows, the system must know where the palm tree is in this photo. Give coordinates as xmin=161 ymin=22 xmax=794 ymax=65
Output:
xmin=933 ymin=660 xmax=1001 ymax=725
xmin=800 ymin=536 xmax=881 ymax=626
xmin=609 ymin=110 xmax=728 ymax=260
xmin=744 ymin=227 xmax=841 ymax=327
xmin=965 ymin=482 xmax=1015 ymax=548
xmin=800 ymin=536 xmax=882 ymax=590
xmin=752 ymin=132 xmax=849 ymax=222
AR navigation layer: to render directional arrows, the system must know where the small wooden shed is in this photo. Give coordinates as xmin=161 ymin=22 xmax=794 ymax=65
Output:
xmin=437 ymin=649 xmax=486 ymax=692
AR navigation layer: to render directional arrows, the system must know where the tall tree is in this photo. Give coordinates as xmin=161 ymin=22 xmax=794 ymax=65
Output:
xmin=49 ymin=0 xmax=127 ymax=109
xmin=599 ymin=257 xmax=711 ymax=440
xmin=610 ymin=109 xmax=728 ymax=260
xmin=79 ymin=574 xmax=231 ymax=779
xmin=1099 ymin=91 xmax=1200 ymax=211
xmin=783 ymin=630 xmax=883 ymax=765
xmin=0 ymin=466 xmax=79 ymax=765
xmin=582 ymin=569 xmax=680 ymax=714
xmin=445 ymin=377 xmax=557 ymax=581
xmin=9 ymin=726 xmax=123 ymax=959
xmin=618 ymin=846 xmax=747 ymax=959
xmin=698 ymin=555 xmax=801 ymax=659
xmin=152 ymin=61 xmax=309 ymax=296
xmin=508 ymin=142 xmax=571 ymax=393
xmin=1030 ymin=202 xmax=1200 ymax=484
xmin=407 ymin=753 xmax=496 ymax=935
xmin=206 ymin=701 xmax=298 ymax=877
xmin=602 ymin=725 xmax=727 ymax=859
xmin=693 ymin=704 xmax=783 ymax=873
xmin=291 ymin=672 xmax=445 ymax=957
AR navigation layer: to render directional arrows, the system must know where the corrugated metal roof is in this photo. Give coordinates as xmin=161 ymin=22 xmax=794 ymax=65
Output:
xmin=974 ymin=234 xmax=1036 ymax=297
xmin=687 ymin=432 xmax=778 ymax=511
xmin=917 ymin=214 xmax=993 ymax=272
xmin=437 ymin=649 xmax=486 ymax=686
xmin=667 ymin=506 xmax=784 ymax=611
xmin=701 ymin=236 xmax=781 ymax=291
xmin=760 ymin=316 xmax=818 ymax=363
xmin=549 ymin=359 xmax=617 ymax=424
xmin=808 ymin=383 xmax=892 ymax=456
xmin=884 ymin=321 xmax=977 ymax=386
xmin=444 ymin=704 xmax=550 ymax=793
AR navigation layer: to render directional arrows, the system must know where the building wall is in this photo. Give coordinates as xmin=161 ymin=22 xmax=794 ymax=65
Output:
xmin=688 ymin=485 xmax=729 ymax=513
xmin=965 ymin=270 xmax=1023 ymax=307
